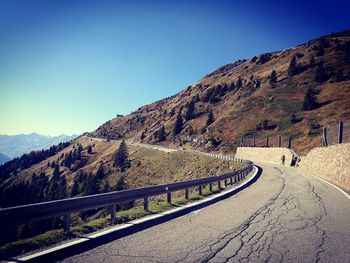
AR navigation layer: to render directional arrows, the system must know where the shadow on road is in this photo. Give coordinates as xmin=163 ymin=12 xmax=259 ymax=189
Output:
xmin=23 ymin=166 xmax=263 ymax=263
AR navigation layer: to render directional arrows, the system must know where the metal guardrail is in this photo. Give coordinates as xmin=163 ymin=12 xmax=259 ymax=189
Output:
xmin=0 ymin=150 xmax=253 ymax=234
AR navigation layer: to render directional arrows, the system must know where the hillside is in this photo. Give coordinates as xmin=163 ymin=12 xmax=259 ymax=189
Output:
xmin=90 ymin=30 xmax=350 ymax=155
xmin=0 ymin=133 xmax=77 ymax=158
xmin=0 ymin=137 xmax=242 ymax=208
xmin=0 ymin=137 xmax=243 ymax=246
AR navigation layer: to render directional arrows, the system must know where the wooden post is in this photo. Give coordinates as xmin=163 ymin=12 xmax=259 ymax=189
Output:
xmin=64 ymin=214 xmax=71 ymax=234
xmin=338 ymin=120 xmax=343 ymax=144
xmin=167 ymin=192 xmax=171 ymax=204
xmin=266 ymin=137 xmax=269 ymax=147
xmin=198 ymin=185 xmax=202 ymax=195
xmin=209 ymin=183 xmax=213 ymax=192
xmin=224 ymin=179 xmax=228 ymax=187
xmin=185 ymin=189 xmax=189 ymax=199
xmin=253 ymin=137 xmax=256 ymax=147
xmin=143 ymin=198 xmax=149 ymax=211
xmin=278 ymin=136 xmax=282 ymax=147
xmin=218 ymin=181 xmax=221 ymax=191
xmin=230 ymin=177 xmax=233 ymax=185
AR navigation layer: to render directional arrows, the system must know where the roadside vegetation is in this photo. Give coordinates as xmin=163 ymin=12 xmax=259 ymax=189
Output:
xmin=0 ymin=137 xmax=244 ymax=259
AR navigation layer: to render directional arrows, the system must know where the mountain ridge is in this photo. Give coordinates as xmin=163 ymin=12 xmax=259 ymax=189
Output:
xmin=90 ymin=30 xmax=350 ymax=155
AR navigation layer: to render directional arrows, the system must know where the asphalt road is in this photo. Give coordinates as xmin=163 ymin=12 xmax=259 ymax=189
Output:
xmin=62 ymin=163 xmax=350 ymax=263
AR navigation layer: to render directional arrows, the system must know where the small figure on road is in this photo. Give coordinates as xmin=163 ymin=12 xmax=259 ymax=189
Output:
xmin=281 ymin=155 xmax=286 ymax=165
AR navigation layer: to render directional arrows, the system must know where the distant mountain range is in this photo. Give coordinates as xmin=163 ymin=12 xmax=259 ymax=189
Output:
xmin=0 ymin=133 xmax=77 ymax=159
xmin=0 ymin=152 xmax=10 ymax=165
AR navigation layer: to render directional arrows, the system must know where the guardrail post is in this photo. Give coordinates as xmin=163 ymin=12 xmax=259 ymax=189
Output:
xmin=253 ymin=137 xmax=256 ymax=147
xmin=111 ymin=204 xmax=116 ymax=222
xmin=218 ymin=181 xmax=221 ymax=191
xmin=230 ymin=177 xmax=233 ymax=185
xmin=143 ymin=198 xmax=149 ymax=211
xmin=185 ymin=189 xmax=189 ymax=199
xmin=198 ymin=185 xmax=202 ymax=195
xmin=64 ymin=214 xmax=71 ymax=234
xmin=224 ymin=179 xmax=228 ymax=187
xmin=167 ymin=192 xmax=171 ymax=204
xmin=338 ymin=120 xmax=343 ymax=144
xmin=266 ymin=137 xmax=269 ymax=147
xmin=209 ymin=183 xmax=213 ymax=192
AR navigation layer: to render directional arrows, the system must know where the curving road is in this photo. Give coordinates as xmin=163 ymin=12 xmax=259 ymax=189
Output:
xmin=62 ymin=163 xmax=350 ymax=263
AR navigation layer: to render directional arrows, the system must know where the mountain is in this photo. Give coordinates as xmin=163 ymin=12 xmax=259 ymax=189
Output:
xmin=90 ymin=30 xmax=350 ymax=155
xmin=0 ymin=133 xmax=77 ymax=158
xmin=0 ymin=153 xmax=10 ymax=165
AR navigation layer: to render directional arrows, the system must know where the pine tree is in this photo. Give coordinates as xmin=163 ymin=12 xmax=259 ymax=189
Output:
xmin=87 ymin=145 xmax=93 ymax=154
xmin=85 ymin=172 xmax=100 ymax=195
xmin=96 ymin=164 xmax=105 ymax=180
xmin=303 ymin=87 xmax=318 ymax=111
xmin=57 ymin=176 xmax=67 ymax=199
xmin=288 ymin=56 xmax=298 ymax=76
xmin=236 ymin=77 xmax=243 ymax=89
xmin=47 ymin=165 xmax=61 ymax=200
xmin=290 ymin=113 xmax=298 ymax=124
xmin=314 ymin=63 xmax=331 ymax=83
xmin=71 ymin=178 xmax=80 ymax=196
xmin=206 ymin=110 xmax=214 ymax=126
xmin=309 ymin=55 xmax=315 ymax=67
xmin=228 ymin=81 xmax=235 ymax=91
xmin=115 ymin=176 xmax=126 ymax=191
xmin=156 ymin=126 xmax=166 ymax=141
xmin=269 ymin=70 xmax=277 ymax=86
xmin=185 ymin=98 xmax=196 ymax=121
xmin=103 ymin=181 xmax=110 ymax=193
xmin=173 ymin=114 xmax=183 ymax=135
xmin=113 ymin=140 xmax=130 ymax=171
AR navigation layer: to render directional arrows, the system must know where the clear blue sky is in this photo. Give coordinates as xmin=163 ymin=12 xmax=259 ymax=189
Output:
xmin=0 ymin=0 xmax=349 ymax=136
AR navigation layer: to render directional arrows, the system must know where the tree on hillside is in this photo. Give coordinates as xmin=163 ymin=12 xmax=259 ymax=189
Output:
xmin=288 ymin=56 xmax=299 ymax=76
xmin=206 ymin=110 xmax=214 ymax=127
xmin=87 ymin=145 xmax=93 ymax=154
xmin=84 ymin=172 xmax=100 ymax=195
xmin=47 ymin=165 xmax=61 ymax=200
xmin=303 ymin=87 xmax=318 ymax=111
xmin=156 ymin=125 xmax=166 ymax=141
xmin=173 ymin=114 xmax=183 ymax=135
xmin=71 ymin=177 xmax=80 ymax=197
xmin=113 ymin=140 xmax=130 ymax=172
xmin=57 ymin=176 xmax=67 ymax=199
xmin=309 ymin=55 xmax=315 ymax=67
xmin=185 ymin=98 xmax=196 ymax=121
xmin=236 ymin=77 xmax=243 ymax=89
xmin=228 ymin=81 xmax=235 ymax=91
xmin=95 ymin=164 xmax=105 ymax=180
xmin=314 ymin=63 xmax=331 ymax=83
xmin=269 ymin=70 xmax=277 ymax=86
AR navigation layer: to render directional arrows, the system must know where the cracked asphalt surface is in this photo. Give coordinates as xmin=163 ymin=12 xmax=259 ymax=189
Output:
xmin=62 ymin=163 xmax=350 ymax=263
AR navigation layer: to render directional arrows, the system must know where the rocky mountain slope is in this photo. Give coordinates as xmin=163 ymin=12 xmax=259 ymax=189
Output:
xmin=90 ymin=30 xmax=350 ymax=155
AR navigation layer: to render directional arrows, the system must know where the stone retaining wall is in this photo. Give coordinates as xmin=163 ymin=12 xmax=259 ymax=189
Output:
xmin=298 ymin=143 xmax=350 ymax=192
xmin=235 ymin=147 xmax=294 ymax=166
